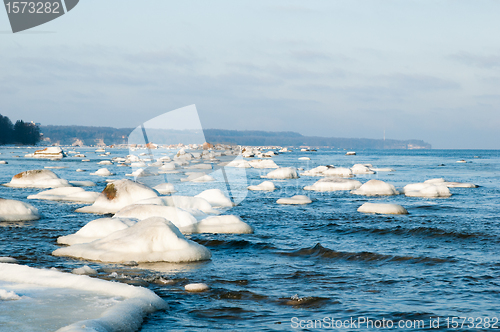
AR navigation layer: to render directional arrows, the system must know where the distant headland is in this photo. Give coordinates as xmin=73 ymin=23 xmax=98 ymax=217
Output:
xmin=38 ymin=125 xmax=431 ymax=149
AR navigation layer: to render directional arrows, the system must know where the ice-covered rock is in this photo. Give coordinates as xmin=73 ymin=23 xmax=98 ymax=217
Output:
xmin=351 ymin=164 xmax=375 ymax=174
xmin=98 ymin=160 xmax=113 ymax=165
xmin=153 ymin=183 xmax=176 ymax=194
xmin=424 ymin=178 xmax=477 ymax=188
xmin=53 ymin=217 xmax=212 ymax=263
xmin=187 ymin=163 xmax=212 ymax=170
xmin=113 ymin=205 xmax=198 ymax=233
xmin=370 ymin=167 xmax=395 ymax=172
xmin=2 ymin=169 xmax=71 ymax=188
xmin=298 ymin=157 xmax=310 ymax=160
xmin=195 ymin=215 xmax=253 ymax=234
xmin=181 ymin=173 xmax=215 ymax=182
xmin=262 ymin=167 xmax=299 ymax=179
xmin=224 ymin=159 xmax=252 ymax=168
xmin=76 ymin=179 xmax=159 ymax=214
xmin=249 ymin=159 xmax=279 ymax=169
xmin=403 ymin=183 xmax=452 ymax=198
xmin=301 ymin=166 xmax=329 ymax=176
xmin=57 ymin=218 xmax=138 ymax=245
xmin=195 ymin=189 xmax=233 ymax=208
xmin=0 ymin=161 xmax=7 ymax=164
xmin=323 ymin=167 xmax=354 ymax=177
xmin=185 ymin=283 xmax=209 ymax=292
xmin=91 ymin=168 xmax=114 ymax=176
xmin=28 ymin=187 xmax=99 ymax=204
xmin=69 ymin=180 xmax=96 ymax=187
xmin=304 ymin=178 xmax=362 ymax=191
xmin=276 ymin=195 xmax=312 ymax=205
xmin=357 ymin=203 xmax=408 ymax=215
xmin=0 ymin=289 xmax=21 ymax=301
xmin=25 ymin=147 xmax=66 ymax=159
xmin=72 ymin=265 xmax=98 ymax=275
xmin=0 ymin=199 xmax=40 ymax=222
xmin=346 ymin=151 xmax=356 ymax=155
xmin=0 ymin=257 xmax=18 ymax=263
xmin=136 ymin=196 xmax=218 ymax=215
xmin=248 ymin=181 xmax=276 ymax=191
xmin=351 ymin=180 xmax=398 ymax=196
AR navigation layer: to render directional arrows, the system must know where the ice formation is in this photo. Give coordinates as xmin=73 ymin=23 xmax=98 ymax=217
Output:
xmin=0 ymin=198 xmax=40 ymax=222
xmin=153 ymin=183 xmax=176 ymax=194
xmin=57 ymin=218 xmax=138 ymax=245
xmin=91 ymin=168 xmax=114 ymax=176
xmin=195 ymin=215 xmax=253 ymax=234
xmin=76 ymin=179 xmax=159 ymax=214
xmin=350 ymin=164 xmax=376 ymax=175
xmin=3 ymin=169 xmax=71 ymax=188
xmin=249 ymin=159 xmax=279 ymax=169
xmin=276 ymin=195 xmax=312 ymax=205
xmin=248 ymin=181 xmax=276 ymax=191
xmin=53 ymin=217 xmax=212 ymax=263
xmin=357 ymin=203 xmax=408 ymax=215
xmin=403 ymin=182 xmax=452 ymax=198
xmin=351 ymin=180 xmax=399 ymax=196
xmin=28 ymin=187 xmax=99 ymax=204
xmin=24 ymin=147 xmax=66 ymax=159
xmin=262 ymin=167 xmax=299 ymax=179
xmin=185 ymin=283 xmax=209 ymax=292
xmin=195 ymin=189 xmax=233 ymax=208
xmin=303 ymin=178 xmax=362 ymax=191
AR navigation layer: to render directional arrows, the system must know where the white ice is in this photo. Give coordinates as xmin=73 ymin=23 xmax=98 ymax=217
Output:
xmin=304 ymin=178 xmax=362 ymax=191
xmin=357 ymin=203 xmax=408 ymax=215
xmin=0 ymin=198 xmax=40 ymax=222
xmin=276 ymin=195 xmax=312 ymax=205
xmin=28 ymin=187 xmax=99 ymax=204
xmin=351 ymin=180 xmax=399 ymax=196
xmin=2 ymin=169 xmax=71 ymax=188
xmin=248 ymin=181 xmax=276 ymax=191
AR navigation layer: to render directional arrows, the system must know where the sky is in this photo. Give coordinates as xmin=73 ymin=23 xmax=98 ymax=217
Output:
xmin=1 ymin=0 xmax=500 ymax=149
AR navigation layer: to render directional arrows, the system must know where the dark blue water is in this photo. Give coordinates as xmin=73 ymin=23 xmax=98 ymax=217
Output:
xmin=1 ymin=148 xmax=499 ymax=331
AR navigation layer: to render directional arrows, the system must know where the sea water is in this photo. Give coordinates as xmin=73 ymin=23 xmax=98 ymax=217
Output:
xmin=0 ymin=147 xmax=499 ymax=331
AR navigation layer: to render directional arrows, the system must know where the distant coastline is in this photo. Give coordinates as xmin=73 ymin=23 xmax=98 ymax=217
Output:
xmin=39 ymin=125 xmax=431 ymax=150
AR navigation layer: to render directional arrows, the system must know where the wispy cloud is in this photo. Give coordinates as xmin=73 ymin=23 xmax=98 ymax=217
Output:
xmin=450 ymin=51 xmax=500 ymax=68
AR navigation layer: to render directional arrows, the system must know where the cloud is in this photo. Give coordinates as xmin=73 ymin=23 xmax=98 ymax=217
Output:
xmin=124 ymin=48 xmax=202 ymax=67
xmin=450 ymin=51 xmax=500 ymax=68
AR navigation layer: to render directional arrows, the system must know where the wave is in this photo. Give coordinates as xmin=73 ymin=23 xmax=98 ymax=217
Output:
xmin=280 ymin=243 xmax=455 ymax=264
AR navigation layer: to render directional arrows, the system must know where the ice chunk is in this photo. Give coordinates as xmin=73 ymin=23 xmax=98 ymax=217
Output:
xmin=153 ymin=183 xmax=176 ymax=194
xmin=424 ymin=178 xmax=477 ymax=188
xmin=276 ymin=195 xmax=312 ymax=205
xmin=351 ymin=180 xmax=398 ymax=196
xmin=403 ymin=183 xmax=452 ymax=198
xmin=0 ymin=198 xmax=40 ymax=222
xmin=76 ymin=179 xmax=159 ymax=214
xmin=28 ymin=187 xmax=99 ymax=204
xmin=0 ymin=289 xmax=21 ymax=301
xmin=357 ymin=203 xmax=408 ymax=215
xmin=2 ymin=169 xmax=71 ymax=188
xmin=53 ymin=217 xmax=212 ymax=263
xmin=249 ymin=159 xmax=279 ymax=169
xmin=91 ymin=168 xmax=115 ymax=176
xmin=24 ymin=147 xmax=66 ymax=159
xmin=248 ymin=181 xmax=276 ymax=191
xmin=304 ymin=178 xmax=362 ymax=191
xmin=136 ymin=196 xmax=218 ymax=215
xmin=72 ymin=265 xmax=97 ymax=275
xmin=351 ymin=164 xmax=375 ymax=174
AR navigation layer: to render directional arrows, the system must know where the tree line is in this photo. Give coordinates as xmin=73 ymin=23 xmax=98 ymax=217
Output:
xmin=0 ymin=114 xmax=41 ymax=145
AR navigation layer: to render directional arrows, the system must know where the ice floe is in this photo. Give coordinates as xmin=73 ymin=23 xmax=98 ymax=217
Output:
xmin=303 ymin=178 xmax=362 ymax=191
xmin=357 ymin=203 xmax=408 ymax=215
xmin=0 ymin=198 xmax=40 ymax=222
xmin=351 ymin=180 xmax=399 ymax=196
xmin=0 ymin=263 xmax=166 ymax=331
xmin=28 ymin=187 xmax=99 ymax=204
xmin=277 ymin=195 xmax=312 ymax=205
xmin=53 ymin=217 xmax=212 ymax=263
xmin=2 ymin=169 xmax=71 ymax=188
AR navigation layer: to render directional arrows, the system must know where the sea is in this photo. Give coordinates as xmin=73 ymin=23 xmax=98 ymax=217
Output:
xmin=0 ymin=147 xmax=499 ymax=331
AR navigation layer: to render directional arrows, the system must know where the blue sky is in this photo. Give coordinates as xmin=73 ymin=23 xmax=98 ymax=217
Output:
xmin=1 ymin=0 xmax=500 ymax=148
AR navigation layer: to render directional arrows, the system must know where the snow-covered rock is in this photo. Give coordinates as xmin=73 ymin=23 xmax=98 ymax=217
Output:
xmin=195 ymin=189 xmax=233 ymax=208
xmin=185 ymin=283 xmax=209 ymax=292
xmin=323 ymin=167 xmax=354 ymax=177
xmin=76 ymin=179 xmax=159 ymax=214
xmin=28 ymin=187 xmax=99 ymax=204
xmin=249 ymin=159 xmax=279 ymax=169
xmin=403 ymin=183 xmax=452 ymax=198
xmin=0 ymin=199 xmax=40 ymax=222
xmin=91 ymin=168 xmax=114 ymax=176
xmin=2 ymin=169 xmax=71 ymax=188
xmin=276 ymin=195 xmax=312 ymax=205
xmin=53 ymin=217 xmax=212 ymax=263
xmin=424 ymin=178 xmax=477 ymax=188
xmin=304 ymin=178 xmax=362 ymax=191
xmin=351 ymin=180 xmax=398 ymax=196
xmin=136 ymin=196 xmax=218 ymax=215
xmin=195 ymin=215 xmax=253 ymax=234
xmin=262 ymin=167 xmax=299 ymax=179
xmin=72 ymin=265 xmax=98 ymax=275
xmin=357 ymin=203 xmax=408 ymax=215
xmin=113 ymin=205 xmax=198 ymax=233
xmin=351 ymin=164 xmax=375 ymax=175
xmin=57 ymin=218 xmax=138 ymax=245
xmin=25 ymin=147 xmax=66 ymax=159
xmin=248 ymin=181 xmax=276 ymax=191
xmin=181 ymin=173 xmax=215 ymax=182
xmin=153 ymin=183 xmax=176 ymax=194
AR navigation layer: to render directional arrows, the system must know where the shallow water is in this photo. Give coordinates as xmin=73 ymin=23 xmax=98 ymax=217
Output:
xmin=1 ymin=147 xmax=499 ymax=331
